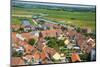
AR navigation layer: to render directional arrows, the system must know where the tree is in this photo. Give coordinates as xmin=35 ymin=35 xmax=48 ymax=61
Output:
xmin=76 ymin=27 xmax=81 ymax=33
xmin=57 ymin=39 xmax=65 ymax=47
xmin=12 ymin=50 xmax=23 ymax=57
xmin=28 ymin=39 xmax=35 ymax=46
xmin=46 ymin=37 xmax=65 ymax=51
xmin=79 ymin=53 xmax=91 ymax=61
xmin=17 ymin=27 xmax=24 ymax=33
xmin=47 ymin=38 xmax=57 ymax=48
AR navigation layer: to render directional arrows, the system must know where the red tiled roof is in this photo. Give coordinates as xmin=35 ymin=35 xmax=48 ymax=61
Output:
xmin=11 ymin=57 xmax=24 ymax=66
xmin=11 ymin=24 xmax=20 ymax=30
xmin=21 ymin=33 xmax=34 ymax=41
xmin=71 ymin=52 xmax=81 ymax=62
xmin=85 ymin=46 xmax=92 ymax=53
xmin=75 ymin=33 xmax=94 ymax=53
xmin=43 ymin=47 xmax=56 ymax=57
xmin=33 ymin=51 xmax=40 ymax=60
xmin=23 ymin=44 xmax=34 ymax=54
xmin=12 ymin=32 xmax=19 ymax=43
xmin=33 ymin=51 xmax=48 ymax=61
xmin=67 ymin=30 xmax=76 ymax=37
xmin=76 ymin=33 xmax=86 ymax=40
xmin=41 ymin=29 xmax=62 ymax=37
xmin=24 ymin=55 xmax=33 ymax=60
xmin=18 ymin=41 xmax=27 ymax=46
xmin=40 ymin=51 xmax=47 ymax=60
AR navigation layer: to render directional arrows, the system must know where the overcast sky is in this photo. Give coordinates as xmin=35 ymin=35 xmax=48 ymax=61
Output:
xmin=13 ymin=0 xmax=96 ymax=9
xmin=19 ymin=0 xmax=96 ymax=5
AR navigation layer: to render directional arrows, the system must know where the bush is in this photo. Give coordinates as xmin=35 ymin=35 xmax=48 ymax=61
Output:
xmin=83 ymin=33 xmax=96 ymax=39
xmin=12 ymin=51 xmax=23 ymax=57
xmin=57 ymin=40 xmax=65 ymax=47
xmin=47 ymin=38 xmax=58 ymax=48
xmin=17 ymin=27 xmax=24 ymax=33
xmin=76 ymin=27 xmax=81 ymax=33
xmin=46 ymin=37 xmax=65 ymax=51
xmin=79 ymin=53 xmax=91 ymax=61
xmin=28 ymin=39 xmax=35 ymax=46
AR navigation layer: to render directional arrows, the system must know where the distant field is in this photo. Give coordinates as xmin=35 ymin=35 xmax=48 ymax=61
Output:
xmin=12 ymin=16 xmax=37 ymax=26
xmin=12 ymin=7 xmax=96 ymax=30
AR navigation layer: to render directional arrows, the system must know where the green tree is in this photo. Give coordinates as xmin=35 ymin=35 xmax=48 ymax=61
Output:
xmin=79 ymin=53 xmax=91 ymax=62
xmin=28 ymin=39 xmax=35 ymax=46
xmin=12 ymin=51 xmax=23 ymax=57
xmin=46 ymin=37 xmax=65 ymax=51
xmin=76 ymin=27 xmax=81 ymax=33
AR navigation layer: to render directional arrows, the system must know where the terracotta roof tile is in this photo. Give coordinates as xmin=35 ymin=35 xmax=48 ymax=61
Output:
xmin=12 ymin=32 xmax=19 ymax=43
xmin=23 ymin=44 xmax=34 ymax=54
xmin=24 ymin=55 xmax=33 ymax=60
xmin=11 ymin=24 xmax=20 ymax=30
xmin=33 ymin=51 xmax=40 ymax=60
xmin=11 ymin=57 xmax=25 ymax=66
xmin=21 ymin=33 xmax=34 ymax=41
xmin=41 ymin=29 xmax=62 ymax=37
xmin=40 ymin=51 xmax=47 ymax=60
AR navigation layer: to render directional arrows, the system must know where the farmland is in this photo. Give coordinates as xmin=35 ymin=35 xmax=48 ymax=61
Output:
xmin=12 ymin=6 xmax=96 ymax=30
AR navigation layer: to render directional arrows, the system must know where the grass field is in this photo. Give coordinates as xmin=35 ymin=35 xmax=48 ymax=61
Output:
xmin=11 ymin=7 xmax=96 ymax=30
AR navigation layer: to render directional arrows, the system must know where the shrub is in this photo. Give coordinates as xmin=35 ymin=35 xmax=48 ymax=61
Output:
xmin=12 ymin=51 xmax=23 ymax=57
xmin=79 ymin=53 xmax=91 ymax=61
xmin=28 ymin=39 xmax=35 ymax=46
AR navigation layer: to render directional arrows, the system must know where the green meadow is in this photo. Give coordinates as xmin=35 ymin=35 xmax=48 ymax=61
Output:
xmin=12 ymin=7 xmax=96 ymax=30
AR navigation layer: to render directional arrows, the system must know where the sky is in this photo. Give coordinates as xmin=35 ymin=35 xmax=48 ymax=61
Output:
xmin=18 ymin=0 xmax=96 ymax=5
xmin=13 ymin=0 xmax=96 ymax=9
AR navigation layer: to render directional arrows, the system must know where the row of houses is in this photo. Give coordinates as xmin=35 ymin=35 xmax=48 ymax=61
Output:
xmin=11 ymin=31 xmax=67 ymax=65
xmin=11 ymin=16 xmax=96 ymax=65
xmin=11 ymin=29 xmax=95 ymax=65
xmin=66 ymin=30 xmax=95 ymax=53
